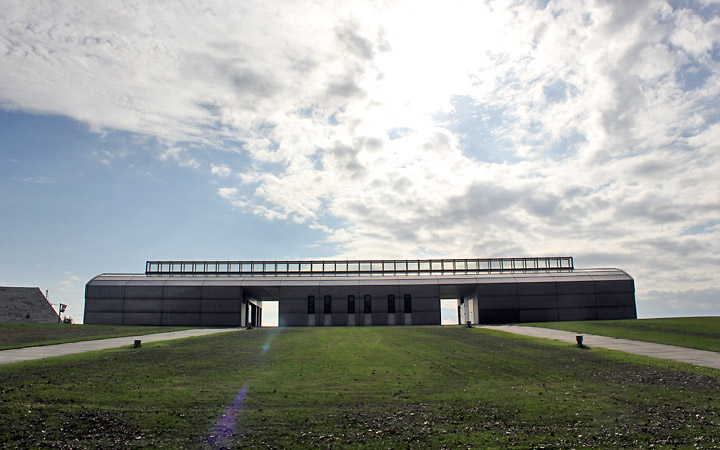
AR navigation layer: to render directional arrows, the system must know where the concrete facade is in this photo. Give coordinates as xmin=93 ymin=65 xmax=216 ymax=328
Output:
xmin=84 ymin=263 xmax=636 ymax=326
xmin=0 ymin=287 xmax=60 ymax=323
xmin=84 ymin=276 xmax=250 ymax=326
xmin=461 ymin=270 xmax=637 ymax=324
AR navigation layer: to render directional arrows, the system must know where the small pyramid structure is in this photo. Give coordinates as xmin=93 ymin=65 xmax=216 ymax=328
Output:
xmin=0 ymin=287 xmax=60 ymax=323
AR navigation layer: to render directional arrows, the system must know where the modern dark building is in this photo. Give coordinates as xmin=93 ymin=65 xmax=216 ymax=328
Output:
xmin=84 ymin=257 xmax=636 ymax=326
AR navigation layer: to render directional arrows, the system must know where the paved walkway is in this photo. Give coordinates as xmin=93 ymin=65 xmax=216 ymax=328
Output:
xmin=481 ymin=325 xmax=720 ymax=370
xmin=0 ymin=328 xmax=241 ymax=365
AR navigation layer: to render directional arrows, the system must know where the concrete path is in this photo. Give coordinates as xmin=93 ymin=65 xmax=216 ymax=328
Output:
xmin=481 ymin=325 xmax=720 ymax=370
xmin=0 ymin=328 xmax=241 ymax=365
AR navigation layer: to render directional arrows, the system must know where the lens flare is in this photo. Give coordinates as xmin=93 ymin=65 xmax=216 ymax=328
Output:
xmin=260 ymin=327 xmax=281 ymax=357
xmin=206 ymin=329 xmax=283 ymax=447
xmin=206 ymin=384 xmax=249 ymax=448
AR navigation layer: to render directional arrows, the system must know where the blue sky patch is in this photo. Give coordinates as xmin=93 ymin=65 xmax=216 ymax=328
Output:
xmin=435 ymin=95 xmax=519 ymax=164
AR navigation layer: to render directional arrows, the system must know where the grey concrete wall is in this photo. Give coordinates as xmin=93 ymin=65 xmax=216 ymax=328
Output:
xmin=84 ymin=280 xmax=246 ymax=326
xmin=474 ymin=277 xmax=636 ymax=324
xmin=84 ymin=282 xmax=125 ymax=325
xmin=0 ymin=287 xmax=60 ymax=323
xmin=276 ymin=283 xmax=441 ymax=326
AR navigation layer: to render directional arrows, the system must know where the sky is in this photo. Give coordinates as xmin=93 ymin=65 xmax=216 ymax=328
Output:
xmin=1 ymin=0 xmax=719 ymax=323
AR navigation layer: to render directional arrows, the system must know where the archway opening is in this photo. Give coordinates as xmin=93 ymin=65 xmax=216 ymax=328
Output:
xmin=261 ymin=301 xmax=279 ymax=327
xmin=440 ymin=299 xmax=459 ymax=325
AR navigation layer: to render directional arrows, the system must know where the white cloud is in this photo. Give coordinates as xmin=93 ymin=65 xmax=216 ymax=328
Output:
xmin=217 ymin=187 xmax=246 ymax=208
xmin=55 ymin=272 xmax=80 ymax=293
xmin=13 ymin=176 xmax=55 ymax=183
xmin=1 ymin=0 xmax=720 ymax=315
xmin=92 ymin=147 xmax=136 ymax=165
xmin=211 ymin=164 xmax=231 ymax=177
xmin=217 ymin=187 xmax=238 ymax=199
xmin=158 ymin=146 xmax=200 ymax=169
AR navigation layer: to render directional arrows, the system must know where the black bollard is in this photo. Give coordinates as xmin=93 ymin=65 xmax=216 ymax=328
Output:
xmin=133 ymin=339 xmax=142 ymax=348
xmin=576 ymin=335 xmax=583 ymax=347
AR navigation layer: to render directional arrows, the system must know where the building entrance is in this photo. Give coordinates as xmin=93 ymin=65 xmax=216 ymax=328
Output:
xmin=440 ymin=299 xmax=459 ymax=325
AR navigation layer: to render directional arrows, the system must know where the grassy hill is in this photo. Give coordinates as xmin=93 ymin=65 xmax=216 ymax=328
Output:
xmin=1 ymin=326 xmax=719 ymax=448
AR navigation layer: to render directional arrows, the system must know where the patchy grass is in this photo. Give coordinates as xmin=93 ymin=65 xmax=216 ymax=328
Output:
xmin=525 ymin=317 xmax=720 ymax=352
xmin=0 ymin=327 xmax=718 ymax=449
xmin=0 ymin=323 xmax=193 ymax=350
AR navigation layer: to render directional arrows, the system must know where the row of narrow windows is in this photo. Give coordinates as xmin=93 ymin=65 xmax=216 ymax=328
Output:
xmin=308 ymin=294 xmax=412 ymax=314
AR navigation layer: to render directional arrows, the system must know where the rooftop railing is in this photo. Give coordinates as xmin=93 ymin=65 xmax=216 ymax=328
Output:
xmin=145 ymin=257 xmax=574 ymax=277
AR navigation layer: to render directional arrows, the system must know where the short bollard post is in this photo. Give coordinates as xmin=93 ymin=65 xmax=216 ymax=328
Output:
xmin=133 ymin=339 xmax=142 ymax=348
xmin=576 ymin=335 xmax=584 ymax=347
xmin=466 ymin=320 xmax=472 ymax=328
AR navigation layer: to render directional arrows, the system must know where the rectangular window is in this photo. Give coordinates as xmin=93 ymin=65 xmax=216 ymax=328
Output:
xmin=324 ymin=295 xmax=332 ymax=314
xmin=404 ymin=294 xmax=412 ymax=313
xmin=308 ymin=295 xmax=315 ymax=314
xmin=348 ymin=295 xmax=355 ymax=314
xmin=364 ymin=295 xmax=372 ymax=314
xmin=388 ymin=294 xmax=395 ymax=313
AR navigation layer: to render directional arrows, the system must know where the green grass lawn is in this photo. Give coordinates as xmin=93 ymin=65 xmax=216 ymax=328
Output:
xmin=524 ymin=317 xmax=720 ymax=352
xmin=0 ymin=323 xmax=193 ymax=350
xmin=1 ymin=327 xmax=719 ymax=449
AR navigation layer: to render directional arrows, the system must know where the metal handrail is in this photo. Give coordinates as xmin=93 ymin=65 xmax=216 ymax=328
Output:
xmin=145 ymin=257 xmax=574 ymax=277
